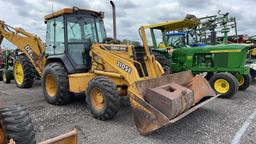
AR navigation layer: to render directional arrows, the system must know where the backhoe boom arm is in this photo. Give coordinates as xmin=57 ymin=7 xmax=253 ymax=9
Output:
xmin=0 ymin=20 xmax=46 ymax=75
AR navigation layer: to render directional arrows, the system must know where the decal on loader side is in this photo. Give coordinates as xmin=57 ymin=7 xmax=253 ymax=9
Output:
xmin=117 ymin=61 xmax=132 ymax=73
xmin=24 ymin=44 xmax=33 ymax=57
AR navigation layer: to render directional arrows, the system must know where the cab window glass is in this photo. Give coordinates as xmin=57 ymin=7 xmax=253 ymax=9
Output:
xmin=45 ymin=16 xmax=64 ymax=55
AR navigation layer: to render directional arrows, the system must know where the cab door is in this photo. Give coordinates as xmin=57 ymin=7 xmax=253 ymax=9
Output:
xmin=65 ymin=15 xmax=98 ymax=72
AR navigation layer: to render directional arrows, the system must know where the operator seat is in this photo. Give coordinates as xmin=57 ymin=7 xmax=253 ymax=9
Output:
xmin=159 ymin=42 xmax=167 ymax=48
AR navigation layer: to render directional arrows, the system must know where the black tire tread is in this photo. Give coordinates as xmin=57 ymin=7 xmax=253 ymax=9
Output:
xmin=42 ymin=62 xmax=71 ymax=105
xmin=14 ymin=56 xmax=35 ymax=88
xmin=209 ymin=72 xmax=238 ymax=98
xmin=238 ymin=74 xmax=252 ymax=91
xmin=86 ymin=76 xmax=120 ymax=120
xmin=3 ymin=70 xmax=12 ymax=84
xmin=0 ymin=106 xmax=36 ymax=144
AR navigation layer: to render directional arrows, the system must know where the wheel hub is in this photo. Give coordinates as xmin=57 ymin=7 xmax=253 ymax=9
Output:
xmin=14 ymin=62 xmax=24 ymax=85
xmin=236 ymin=75 xmax=245 ymax=87
xmin=45 ymin=74 xmax=57 ymax=97
xmin=214 ymin=79 xmax=230 ymax=94
xmin=91 ymin=87 xmax=105 ymax=111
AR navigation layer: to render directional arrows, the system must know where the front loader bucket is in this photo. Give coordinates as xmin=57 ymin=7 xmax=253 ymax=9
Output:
xmin=39 ymin=129 xmax=77 ymax=144
xmin=128 ymin=71 xmax=217 ymax=135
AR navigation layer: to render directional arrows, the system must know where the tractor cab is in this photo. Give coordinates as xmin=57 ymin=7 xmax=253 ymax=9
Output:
xmin=142 ymin=19 xmax=199 ymax=50
xmin=44 ymin=7 xmax=106 ymax=73
xmin=166 ymin=32 xmax=206 ymax=48
xmin=166 ymin=32 xmax=187 ymax=48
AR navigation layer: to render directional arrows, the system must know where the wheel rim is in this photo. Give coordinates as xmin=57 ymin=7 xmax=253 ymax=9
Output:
xmin=2 ymin=72 xmax=6 ymax=82
xmin=214 ymin=79 xmax=230 ymax=94
xmin=45 ymin=74 xmax=57 ymax=97
xmin=91 ymin=87 xmax=105 ymax=112
xmin=14 ymin=62 xmax=24 ymax=85
xmin=236 ymin=75 xmax=245 ymax=87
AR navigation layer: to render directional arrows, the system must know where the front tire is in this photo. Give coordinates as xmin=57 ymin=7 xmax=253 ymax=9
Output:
xmin=2 ymin=70 xmax=12 ymax=84
xmin=235 ymin=74 xmax=252 ymax=91
xmin=42 ymin=62 xmax=71 ymax=105
xmin=86 ymin=76 xmax=120 ymax=120
xmin=209 ymin=72 xmax=238 ymax=98
xmin=0 ymin=106 xmax=36 ymax=144
xmin=13 ymin=56 xmax=34 ymax=88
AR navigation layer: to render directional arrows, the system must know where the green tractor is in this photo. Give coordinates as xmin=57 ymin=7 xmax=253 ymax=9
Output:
xmin=143 ymin=19 xmax=252 ymax=98
xmin=0 ymin=49 xmax=15 ymax=83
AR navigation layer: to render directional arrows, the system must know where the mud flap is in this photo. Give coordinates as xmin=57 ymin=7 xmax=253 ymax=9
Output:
xmin=128 ymin=71 xmax=217 ymax=135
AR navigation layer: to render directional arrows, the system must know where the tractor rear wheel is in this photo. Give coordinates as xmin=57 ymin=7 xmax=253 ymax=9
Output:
xmin=235 ymin=74 xmax=252 ymax=91
xmin=42 ymin=62 xmax=71 ymax=105
xmin=153 ymin=52 xmax=171 ymax=75
xmin=209 ymin=72 xmax=238 ymax=98
xmin=2 ymin=70 xmax=12 ymax=84
xmin=0 ymin=106 xmax=36 ymax=144
xmin=86 ymin=76 xmax=120 ymax=120
xmin=13 ymin=56 xmax=34 ymax=88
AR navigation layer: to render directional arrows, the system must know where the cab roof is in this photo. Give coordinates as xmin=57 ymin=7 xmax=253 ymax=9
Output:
xmin=166 ymin=32 xmax=186 ymax=36
xmin=143 ymin=19 xmax=199 ymax=31
xmin=44 ymin=8 xmax=101 ymax=20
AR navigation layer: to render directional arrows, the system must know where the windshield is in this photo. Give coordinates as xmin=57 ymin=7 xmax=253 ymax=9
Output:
xmin=167 ymin=34 xmax=186 ymax=48
xmin=67 ymin=15 xmax=106 ymax=43
xmin=167 ymin=33 xmax=196 ymax=48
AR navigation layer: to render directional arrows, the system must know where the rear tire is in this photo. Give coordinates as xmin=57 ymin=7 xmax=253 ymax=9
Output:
xmin=13 ymin=56 xmax=34 ymax=88
xmin=236 ymin=74 xmax=252 ymax=91
xmin=86 ymin=76 xmax=120 ymax=120
xmin=153 ymin=51 xmax=171 ymax=75
xmin=42 ymin=62 xmax=71 ymax=105
xmin=209 ymin=72 xmax=238 ymax=98
xmin=3 ymin=70 xmax=12 ymax=84
xmin=0 ymin=106 xmax=36 ymax=144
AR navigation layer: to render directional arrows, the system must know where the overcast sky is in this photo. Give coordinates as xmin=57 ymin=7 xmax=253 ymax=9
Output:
xmin=0 ymin=0 xmax=255 ymax=48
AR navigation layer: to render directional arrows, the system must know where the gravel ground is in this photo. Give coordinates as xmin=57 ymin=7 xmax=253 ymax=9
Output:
xmin=0 ymin=80 xmax=256 ymax=144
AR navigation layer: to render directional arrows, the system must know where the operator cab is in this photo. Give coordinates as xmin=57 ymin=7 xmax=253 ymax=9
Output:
xmin=166 ymin=32 xmax=187 ymax=48
xmin=44 ymin=7 xmax=106 ymax=73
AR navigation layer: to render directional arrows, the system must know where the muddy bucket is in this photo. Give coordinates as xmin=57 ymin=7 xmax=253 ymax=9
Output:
xmin=128 ymin=71 xmax=217 ymax=135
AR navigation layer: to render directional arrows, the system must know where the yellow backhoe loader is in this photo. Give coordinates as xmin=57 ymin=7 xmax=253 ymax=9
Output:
xmin=0 ymin=1 xmax=218 ymax=136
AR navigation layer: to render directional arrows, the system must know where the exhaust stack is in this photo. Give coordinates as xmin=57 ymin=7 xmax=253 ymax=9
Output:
xmin=110 ymin=1 xmax=117 ymax=40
